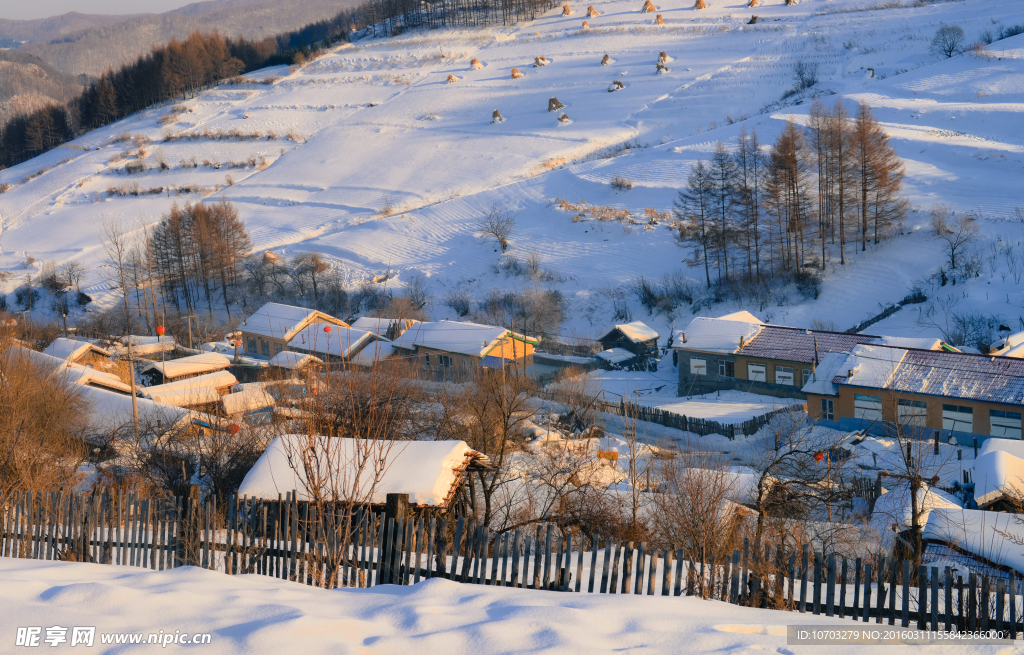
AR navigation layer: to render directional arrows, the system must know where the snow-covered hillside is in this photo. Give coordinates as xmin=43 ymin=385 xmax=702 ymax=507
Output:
xmin=1 ymin=0 xmax=1023 ymax=342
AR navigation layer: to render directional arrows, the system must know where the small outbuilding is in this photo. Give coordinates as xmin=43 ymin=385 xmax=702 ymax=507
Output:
xmin=43 ymin=337 xmax=112 ymax=366
xmin=597 ymin=321 xmax=659 ymax=357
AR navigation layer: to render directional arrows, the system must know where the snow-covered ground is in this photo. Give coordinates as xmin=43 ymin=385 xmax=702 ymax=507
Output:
xmin=0 ymin=558 xmax=1008 ymax=654
xmin=2 ymin=0 xmax=1023 ymax=345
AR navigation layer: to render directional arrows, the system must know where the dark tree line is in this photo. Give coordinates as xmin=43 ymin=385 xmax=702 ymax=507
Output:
xmin=675 ymin=99 xmax=907 ymax=289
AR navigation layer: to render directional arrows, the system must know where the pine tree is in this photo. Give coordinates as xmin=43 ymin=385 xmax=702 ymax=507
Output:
xmin=675 ymin=161 xmax=715 ymax=288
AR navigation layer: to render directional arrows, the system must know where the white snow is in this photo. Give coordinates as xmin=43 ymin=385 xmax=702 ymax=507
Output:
xmin=144 ymin=385 xmax=223 ymax=407
xmin=239 ymin=436 xmax=481 ymax=506
xmin=349 ymin=316 xmax=418 ymax=336
xmin=924 ymin=507 xmax=1024 ymax=576
xmin=0 ymin=557 xmax=987 ymax=655
xmin=869 ymin=483 xmax=961 ymax=549
xmin=841 ymin=344 xmax=907 ymax=388
xmin=221 ymin=386 xmax=276 ymax=416
xmin=973 ymin=448 xmax=1024 ymax=508
xmin=673 ymin=316 xmax=764 ymax=355
xmin=42 ymin=337 xmax=110 ymax=361
xmin=874 ymin=336 xmax=943 ymax=351
xmin=390 ymin=321 xmax=530 ymax=358
xmin=287 ymin=324 xmax=376 ymax=358
xmin=239 ymin=302 xmax=344 ymax=341
xmin=978 ymin=437 xmax=1024 ymax=460
xmin=141 ymin=370 xmax=238 ymax=396
xmin=595 ymin=347 xmax=635 ymax=364
xmin=610 ymin=320 xmax=659 ymax=343
xmin=267 ymin=350 xmax=323 ymax=369
xmin=800 ymin=351 xmax=849 ymax=396
xmin=140 ymin=352 xmax=232 ymax=379
xmin=74 ymin=384 xmax=200 ymax=440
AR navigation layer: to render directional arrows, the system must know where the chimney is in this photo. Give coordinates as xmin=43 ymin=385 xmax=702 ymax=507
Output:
xmin=739 ymin=335 xmax=745 ymax=348
xmin=682 ymin=332 xmax=686 ymax=343
xmin=848 ymin=369 xmax=854 ymax=378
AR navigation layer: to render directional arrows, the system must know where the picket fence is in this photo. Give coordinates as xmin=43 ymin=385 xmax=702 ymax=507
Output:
xmin=2 ymin=488 xmax=1023 ymax=636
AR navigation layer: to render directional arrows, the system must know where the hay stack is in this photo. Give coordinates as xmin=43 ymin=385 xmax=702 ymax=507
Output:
xmin=747 ymin=14 xmax=758 ymax=23
xmin=447 ymin=74 xmax=460 ymax=83
xmin=534 ymin=56 xmax=550 ymax=67
xmin=658 ymin=51 xmax=672 ymax=64
xmin=694 ymin=0 xmax=707 ymax=8
xmin=747 ymin=0 xmax=759 ymax=5
xmin=601 ymin=54 xmax=611 ymax=65
xmin=558 ymin=113 xmax=572 ymax=124
xmin=470 ymin=57 xmax=484 ymax=70
xmin=641 ymin=0 xmax=657 ymax=12
xmin=582 ymin=20 xmax=590 ymax=29
xmin=587 ymin=5 xmax=600 ymax=16
xmin=492 ymin=109 xmax=505 ymax=123
xmin=562 ymin=3 xmax=575 ymax=15
xmin=608 ymin=80 xmax=625 ymax=92
xmin=548 ymin=97 xmax=566 ymax=112
xmin=511 ymin=67 xmax=524 ymax=79
xmin=655 ymin=13 xmax=664 ymax=24
xmin=785 ymin=0 xmax=798 ymax=4
xmin=656 ymin=62 xmax=669 ymax=74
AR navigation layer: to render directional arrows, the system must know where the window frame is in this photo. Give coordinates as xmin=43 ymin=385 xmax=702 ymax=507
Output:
xmin=897 ymin=398 xmax=928 ymax=428
xmin=261 ymin=339 xmax=270 ymax=357
xmin=747 ymin=363 xmax=766 ymax=382
xmin=991 ymin=409 xmax=1023 ymax=439
xmin=718 ymin=360 xmax=735 ymax=378
xmin=438 ymin=355 xmax=453 ymax=368
xmin=942 ymin=404 xmax=974 ymax=433
xmin=690 ymin=358 xmax=707 ymax=376
xmin=802 ymin=369 xmax=811 ymax=386
xmin=775 ymin=366 xmax=794 ymax=386
xmin=821 ymin=398 xmax=834 ymax=421
xmin=854 ymin=393 xmax=883 ymax=421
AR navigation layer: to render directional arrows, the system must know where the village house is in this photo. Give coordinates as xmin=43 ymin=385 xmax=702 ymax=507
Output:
xmin=9 ymin=345 xmax=132 ymax=395
xmin=389 ymin=320 xmax=538 ymax=372
xmin=238 ymin=436 xmax=492 ymax=517
xmin=672 ymin=311 xmax=946 ymax=399
xmin=597 ymin=321 xmax=659 ymax=357
xmin=43 ymin=337 xmax=113 ymax=367
xmin=286 ymin=324 xmax=388 ymax=364
xmin=803 ymin=344 xmax=1024 ymax=447
xmin=141 ymin=369 xmax=239 ymax=408
xmin=238 ymin=302 xmax=349 ymax=359
xmin=349 ymin=316 xmax=419 ymax=340
xmin=139 ymin=352 xmax=232 ymax=386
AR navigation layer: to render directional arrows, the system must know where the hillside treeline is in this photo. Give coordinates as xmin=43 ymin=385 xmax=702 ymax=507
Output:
xmin=675 ymin=98 xmax=907 ymax=293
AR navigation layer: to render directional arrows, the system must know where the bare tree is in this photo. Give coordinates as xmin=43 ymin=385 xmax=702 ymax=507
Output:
xmin=102 ymin=218 xmax=141 ymax=443
xmin=931 ymin=205 xmax=978 ymax=270
xmin=477 ymin=205 xmax=516 ymax=253
xmin=931 ymin=25 xmax=966 ymax=58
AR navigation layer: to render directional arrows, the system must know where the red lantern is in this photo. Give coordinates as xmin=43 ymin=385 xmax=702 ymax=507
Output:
xmin=813 ymin=452 xmax=825 ymax=462
xmin=156 ymin=326 xmax=165 ymax=335
xmin=227 ymin=424 xmax=240 ymax=435
xmin=324 ymin=325 xmax=332 ymax=333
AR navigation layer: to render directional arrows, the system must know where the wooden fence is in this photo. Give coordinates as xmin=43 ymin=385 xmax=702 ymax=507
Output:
xmin=846 ymin=290 xmax=927 ymax=334
xmin=3 ymin=489 xmax=1023 ymax=636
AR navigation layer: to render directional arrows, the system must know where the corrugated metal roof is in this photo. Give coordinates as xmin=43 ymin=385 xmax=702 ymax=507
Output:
xmin=888 ymin=349 xmax=1024 ymax=405
xmin=739 ymin=326 xmax=879 ymax=363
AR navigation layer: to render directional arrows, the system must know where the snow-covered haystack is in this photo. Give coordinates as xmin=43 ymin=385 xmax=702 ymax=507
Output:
xmin=601 ymin=54 xmax=611 ymax=65
xmin=562 ymin=3 xmax=575 ymax=15
xmin=654 ymin=13 xmax=664 ymax=25
xmin=548 ymin=97 xmax=566 ymax=112
xmin=641 ymin=0 xmax=657 ymax=12
xmin=785 ymin=0 xmax=798 ymax=4
xmin=491 ymin=109 xmax=505 ymax=123
xmin=534 ymin=56 xmax=550 ymax=67
xmin=558 ymin=113 xmax=572 ymax=124
xmin=656 ymin=62 xmax=669 ymax=74
xmin=658 ymin=50 xmax=673 ymax=64
xmin=470 ymin=58 xmax=484 ymax=70
xmin=262 ymin=250 xmax=283 ymax=265
xmin=511 ymin=67 xmax=524 ymax=79
xmin=694 ymin=0 xmax=707 ymax=8
xmin=748 ymin=0 xmax=759 ymax=6
xmin=609 ymin=80 xmax=625 ymax=92
xmin=587 ymin=5 xmax=600 ymax=16
xmin=447 ymin=74 xmax=460 ymax=83
xmin=582 ymin=20 xmax=590 ymax=29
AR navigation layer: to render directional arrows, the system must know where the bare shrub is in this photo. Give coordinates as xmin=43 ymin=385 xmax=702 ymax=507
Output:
xmin=444 ymin=290 xmax=472 ymax=317
xmin=477 ymin=205 xmax=517 ymax=253
xmin=610 ymin=174 xmax=634 ymax=191
xmin=931 ymin=24 xmax=965 ymax=58
xmin=793 ymin=60 xmax=819 ymax=89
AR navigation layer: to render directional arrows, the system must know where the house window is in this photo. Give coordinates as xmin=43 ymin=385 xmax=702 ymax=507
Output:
xmin=261 ymin=339 xmax=270 ymax=356
xmin=854 ymin=394 xmax=883 ymax=421
xmin=991 ymin=410 xmax=1023 ymax=439
xmin=462 ymin=358 xmax=470 ymax=367
xmin=718 ymin=360 xmax=735 ymax=378
xmin=897 ymin=399 xmax=928 ymax=427
xmin=247 ymin=337 xmax=256 ymax=354
xmin=424 ymin=353 xmax=431 ymax=365
xmin=942 ymin=404 xmax=973 ymax=433
xmin=690 ymin=358 xmax=707 ymax=376
xmin=275 ymin=342 xmax=284 ymax=355
xmin=802 ymin=369 xmax=811 ymax=386
xmin=775 ymin=366 xmax=794 ymax=386
xmin=821 ymin=399 xmax=834 ymax=421
xmin=748 ymin=363 xmax=766 ymax=382
xmin=438 ymin=355 xmax=453 ymax=367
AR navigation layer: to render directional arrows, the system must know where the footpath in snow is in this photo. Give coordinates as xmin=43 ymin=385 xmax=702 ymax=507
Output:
xmin=0 ymin=558 xmax=1013 ymax=654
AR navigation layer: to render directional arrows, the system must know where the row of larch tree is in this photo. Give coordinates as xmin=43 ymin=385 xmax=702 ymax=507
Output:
xmin=676 ymin=99 xmax=908 ymax=288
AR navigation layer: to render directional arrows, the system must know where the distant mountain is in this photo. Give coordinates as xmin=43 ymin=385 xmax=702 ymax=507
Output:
xmin=0 ymin=50 xmax=87 ymax=128
xmin=5 ymin=0 xmax=362 ymax=77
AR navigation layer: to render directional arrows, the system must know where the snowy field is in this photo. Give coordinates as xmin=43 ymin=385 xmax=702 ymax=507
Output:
xmin=1 ymin=0 xmax=1023 ymax=342
xmin=1 ymin=558 xmax=1013 ymax=654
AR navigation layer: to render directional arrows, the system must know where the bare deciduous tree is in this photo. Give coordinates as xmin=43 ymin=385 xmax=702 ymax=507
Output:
xmin=931 ymin=24 xmax=966 ymax=59
xmin=477 ymin=205 xmax=516 ymax=253
xmin=931 ymin=205 xmax=978 ymax=270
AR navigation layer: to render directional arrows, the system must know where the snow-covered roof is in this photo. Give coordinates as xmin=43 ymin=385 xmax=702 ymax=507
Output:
xmin=348 ymin=340 xmax=397 ymax=366
xmin=596 ymin=348 xmax=636 ymax=364
xmin=741 ymin=326 xmax=882 ymax=364
xmin=238 ymin=436 xmax=491 ymax=506
xmin=673 ymin=316 xmax=764 ymax=354
xmin=924 ymin=507 xmax=1024 ymax=576
xmin=221 ymin=386 xmax=275 ymax=416
xmin=869 ymin=483 xmax=961 ymax=548
xmin=3 ymin=345 xmax=131 ymax=393
xmin=800 ymin=351 xmax=850 ymax=396
xmin=605 ymin=321 xmax=659 ymax=344
xmin=350 ymin=317 xmax=418 ymax=337
xmin=114 ymin=335 xmax=176 ymax=355
xmin=390 ymin=321 xmax=537 ymax=358
xmin=838 ymin=344 xmax=908 ymax=388
xmin=145 ymin=386 xmax=222 ymax=407
xmin=140 ymin=352 xmax=231 ymax=379
xmin=718 ymin=310 xmax=762 ymax=323
xmin=974 ymin=449 xmax=1024 ymax=508
xmin=874 ymin=336 xmax=943 ymax=351
xmin=978 ymin=437 xmax=1024 ymax=460
xmin=864 ymin=348 xmax=1024 ymax=406
xmin=43 ymin=337 xmax=111 ymax=362
xmin=238 ymin=302 xmax=346 ymax=341
xmin=287 ymin=325 xmax=376 ymax=359
xmin=995 ymin=330 xmax=1024 ymax=356
xmin=267 ymin=351 xmax=323 ymax=370
xmin=75 ymin=384 xmax=202 ymax=439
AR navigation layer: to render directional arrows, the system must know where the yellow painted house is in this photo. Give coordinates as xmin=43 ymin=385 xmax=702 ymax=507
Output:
xmin=238 ymin=302 xmax=349 ymax=359
xmin=389 ymin=320 xmax=537 ymax=370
